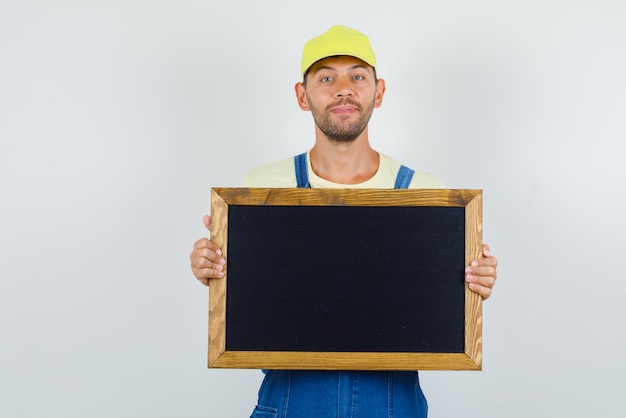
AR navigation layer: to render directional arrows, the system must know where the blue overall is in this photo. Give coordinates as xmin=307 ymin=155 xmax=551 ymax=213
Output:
xmin=250 ymin=153 xmax=427 ymax=418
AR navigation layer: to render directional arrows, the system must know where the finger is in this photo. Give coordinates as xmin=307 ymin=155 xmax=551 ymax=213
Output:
xmin=191 ymin=247 xmax=225 ymax=267
xmin=467 ymin=282 xmax=493 ymax=300
xmin=466 ymin=244 xmax=498 ymax=299
xmin=193 ymin=237 xmax=223 ymax=254
xmin=465 ymin=264 xmax=496 ymax=298
xmin=466 ymin=270 xmax=496 ymax=288
xmin=468 ymin=251 xmax=498 ymax=271
xmin=468 ymin=260 xmax=497 ymax=277
xmin=192 ymin=264 xmax=225 ymax=280
xmin=191 ymin=267 xmax=224 ymax=286
xmin=190 ymin=239 xmax=226 ymax=286
xmin=193 ymin=237 xmax=210 ymax=250
xmin=202 ymin=215 xmax=211 ymax=231
xmin=190 ymin=252 xmax=226 ymax=284
xmin=190 ymin=245 xmax=225 ymax=269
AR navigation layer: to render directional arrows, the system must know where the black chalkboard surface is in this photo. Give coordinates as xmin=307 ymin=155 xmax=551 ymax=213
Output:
xmin=208 ymin=188 xmax=483 ymax=371
xmin=227 ymin=205 xmax=465 ymax=353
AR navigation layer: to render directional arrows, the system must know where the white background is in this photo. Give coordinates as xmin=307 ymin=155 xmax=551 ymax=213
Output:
xmin=1 ymin=1 xmax=625 ymax=417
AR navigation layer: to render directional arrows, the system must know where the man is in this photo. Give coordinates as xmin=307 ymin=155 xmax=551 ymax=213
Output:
xmin=190 ymin=25 xmax=498 ymax=418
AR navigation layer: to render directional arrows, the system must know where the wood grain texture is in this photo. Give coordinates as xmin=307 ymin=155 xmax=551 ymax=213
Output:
xmin=210 ymin=351 xmax=481 ymax=371
xmin=208 ymin=188 xmax=483 ymax=370
xmin=212 ymin=187 xmax=480 ymax=207
xmin=465 ymin=191 xmax=483 ymax=369
xmin=207 ymin=190 xmax=228 ymax=366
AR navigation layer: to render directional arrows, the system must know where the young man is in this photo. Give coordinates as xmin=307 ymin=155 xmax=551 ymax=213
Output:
xmin=190 ymin=25 xmax=498 ymax=418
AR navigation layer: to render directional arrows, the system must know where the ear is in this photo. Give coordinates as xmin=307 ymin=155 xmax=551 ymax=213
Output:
xmin=295 ymin=82 xmax=310 ymax=111
xmin=373 ymin=78 xmax=386 ymax=108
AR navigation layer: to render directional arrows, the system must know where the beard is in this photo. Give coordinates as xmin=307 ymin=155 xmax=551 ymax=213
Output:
xmin=307 ymin=95 xmax=376 ymax=143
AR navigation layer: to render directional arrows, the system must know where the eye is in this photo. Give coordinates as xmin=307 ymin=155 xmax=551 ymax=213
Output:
xmin=352 ymin=74 xmax=364 ymax=81
xmin=321 ymin=76 xmax=333 ymax=82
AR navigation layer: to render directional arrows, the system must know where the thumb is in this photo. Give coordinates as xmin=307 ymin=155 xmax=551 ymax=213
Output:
xmin=202 ymin=215 xmax=211 ymax=231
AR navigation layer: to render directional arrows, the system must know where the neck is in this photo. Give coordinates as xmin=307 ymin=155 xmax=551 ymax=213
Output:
xmin=309 ymin=128 xmax=379 ymax=184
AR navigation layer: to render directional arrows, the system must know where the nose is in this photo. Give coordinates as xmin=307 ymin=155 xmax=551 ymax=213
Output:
xmin=335 ymin=76 xmax=353 ymax=97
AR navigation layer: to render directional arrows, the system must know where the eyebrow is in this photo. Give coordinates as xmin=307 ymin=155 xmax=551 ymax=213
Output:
xmin=312 ymin=64 xmax=370 ymax=74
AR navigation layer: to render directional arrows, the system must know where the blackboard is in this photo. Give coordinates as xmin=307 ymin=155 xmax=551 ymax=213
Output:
xmin=208 ymin=188 xmax=483 ymax=371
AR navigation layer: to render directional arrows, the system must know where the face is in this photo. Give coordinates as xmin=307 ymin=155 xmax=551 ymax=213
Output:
xmin=296 ymin=56 xmax=385 ymax=143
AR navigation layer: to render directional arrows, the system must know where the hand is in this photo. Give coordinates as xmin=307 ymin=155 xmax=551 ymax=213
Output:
xmin=465 ymin=244 xmax=498 ymax=300
xmin=189 ymin=215 xmax=226 ymax=286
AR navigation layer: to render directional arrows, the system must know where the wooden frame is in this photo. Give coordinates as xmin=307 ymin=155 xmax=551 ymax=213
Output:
xmin=208 ymin=188 xmax=483 ymax=371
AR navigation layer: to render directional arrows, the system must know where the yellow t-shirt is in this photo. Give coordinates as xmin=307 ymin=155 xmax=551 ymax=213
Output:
xmin=242 ymin=151 xmax=444 ymax=189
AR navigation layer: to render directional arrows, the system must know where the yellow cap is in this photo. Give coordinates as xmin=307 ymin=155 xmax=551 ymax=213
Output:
xmin=300 ymin=25 xmax=376 ymax=76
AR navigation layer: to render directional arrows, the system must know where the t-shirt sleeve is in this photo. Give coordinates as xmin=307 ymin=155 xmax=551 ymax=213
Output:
xmin=408 ymin=171 xmax=446 ymax=189
xmin=242 ymin=157 xmax=296 ymax=188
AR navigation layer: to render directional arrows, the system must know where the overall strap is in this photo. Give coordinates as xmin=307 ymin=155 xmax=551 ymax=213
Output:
xmin=296 ymin=153 xmax=414 ymax=189
xmin=394 ymin=165 xmax=415 ymax=189
xmin=294 ymin=152 xmax=310 ymax=188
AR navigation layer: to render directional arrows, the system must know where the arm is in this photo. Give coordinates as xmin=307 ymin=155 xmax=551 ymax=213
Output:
xmin=465 ymin=244 xmax=498 ymax=300
xmin=189 ymin=215 xmax=226 ymax=287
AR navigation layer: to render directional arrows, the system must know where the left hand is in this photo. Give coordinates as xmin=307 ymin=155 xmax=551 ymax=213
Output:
xmin=465 ymin=244 xmax=498 ymax=300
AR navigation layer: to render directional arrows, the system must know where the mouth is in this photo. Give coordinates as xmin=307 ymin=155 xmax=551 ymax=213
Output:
xmin=328 ymin=100 xmax=361 ymax=114
xmin=331 ymin=106 xmax=357 ymax=114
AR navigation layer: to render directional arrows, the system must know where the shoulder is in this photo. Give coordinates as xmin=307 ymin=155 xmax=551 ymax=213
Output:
xmin=242 ymin=156 xmax=297 ymax=188
xmin=408 ymin=170 xmax=446 ymax=188
xmin=378 ymin=153 xmax=445 ymax=188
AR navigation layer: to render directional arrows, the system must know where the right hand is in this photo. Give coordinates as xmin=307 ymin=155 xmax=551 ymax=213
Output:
xmin=190 ymin=215 xmax=226 ymax=286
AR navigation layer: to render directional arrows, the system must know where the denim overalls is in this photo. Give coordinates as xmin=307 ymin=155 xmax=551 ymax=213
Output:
xmin=250 ymin=154 xmax=428 ymax=418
